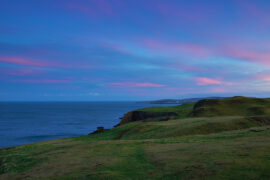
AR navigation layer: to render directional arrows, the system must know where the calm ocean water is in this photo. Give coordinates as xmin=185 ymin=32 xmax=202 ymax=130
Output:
xmin=0 ymin=102 xmax=174 ymax=148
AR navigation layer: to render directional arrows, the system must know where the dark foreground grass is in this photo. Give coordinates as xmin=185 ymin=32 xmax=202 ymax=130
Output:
xmin=1 ymin=126 xmax=270 ymax=180
xmin=78 ymin=115 xmax=270 ymax=140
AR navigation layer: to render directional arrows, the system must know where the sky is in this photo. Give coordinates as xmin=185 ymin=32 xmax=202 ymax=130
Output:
xmin=1 ymin=0 xmax=270 ymax=101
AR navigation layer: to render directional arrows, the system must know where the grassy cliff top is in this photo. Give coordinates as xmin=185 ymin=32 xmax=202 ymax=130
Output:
xmin=1 ymin=96 xmax=270 ymax=180
xmin=140 ymin=96 xmax=270 ymax=117
xmin=119 ymin=96 xmax=270 ymax=125
xmin=191 ymin=96 xmax=270 ymax=117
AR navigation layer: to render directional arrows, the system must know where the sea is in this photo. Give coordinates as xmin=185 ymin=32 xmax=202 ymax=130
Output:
xmin=0 ymin=102 xmax=175 ymax=148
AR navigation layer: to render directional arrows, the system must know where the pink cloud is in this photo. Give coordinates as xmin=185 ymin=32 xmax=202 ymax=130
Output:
xmin=0 ymin=56 xmax=58 ymax=68
xmin=171 ymin=63 xmax=202 ymax=72
xmin=133 ymin=83 xmax=165 ymax=87
xmin=0 ymin=56 xmax=93 ymax=69
xmin=130 ymin=36 xmax=270 ymax=67
xmin=19 ymin=79 xmax=72 ymax=84
xmin=255 ymin=73 xmax=270 ymax=82
xmin=259 ymin=77 xmax=270 ymax=82
xmin=108 ymin=82 xmax=165 ymax=88
xmin=222 ymin=47 xmax=270 ymax=66
xmin=195 ymin=77 xmax=233 ymax=86
xmin=0 ymin=68 xmax=43 ymax=76
xmin=195 ymin=77 xmax=222 ymax=85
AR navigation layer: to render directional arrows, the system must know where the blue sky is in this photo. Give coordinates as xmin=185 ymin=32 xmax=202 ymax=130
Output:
xmin=1 ymin=0 xmax=270 ymax=101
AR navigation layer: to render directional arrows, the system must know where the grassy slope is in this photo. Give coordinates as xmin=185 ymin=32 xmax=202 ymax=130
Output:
xmin=191 ymin=96 xmax=270 ymax=117
xmin=140 ymin=102 xmax=195 ymax=119
xmin=1 ymin=97 xmax=270 ymax=180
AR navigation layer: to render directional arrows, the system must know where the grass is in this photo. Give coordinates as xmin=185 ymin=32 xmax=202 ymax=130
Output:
xmin=2 ymin=127 xmax=270 ymax=180
xmin=191 ymin=96 xmax=270 ymax=117
xmin=140 ymin=102 xmax=195 ymax=119
xmin=1 ymin=96 xmax=270 ymax=179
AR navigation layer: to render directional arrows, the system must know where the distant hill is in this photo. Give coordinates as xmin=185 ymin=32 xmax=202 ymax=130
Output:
xmin=144 ymin=97 xmax=225 ymax=104
xmin=120 ymin=96 xmax=270 ymax=125
xmin=191 ymin=96 xmax=270 ymax=117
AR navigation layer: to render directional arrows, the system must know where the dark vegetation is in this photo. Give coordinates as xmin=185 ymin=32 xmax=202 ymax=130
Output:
xmin=1 ymin=96 xmax=270 ymax=179
xmin=89 ymin=127 xmax=109 ymax=135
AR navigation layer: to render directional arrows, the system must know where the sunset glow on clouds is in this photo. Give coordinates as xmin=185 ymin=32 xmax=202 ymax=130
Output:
xmin=195 ymin=77 xmax=233 ymax=86
xmin=195 ymin=77 xmax=222 ymax=86
xmin=109 ymin=82 xmax=165 ymax=88
xmin=1 ymin=0 xmax=270 ymax=100
xmin=0 ymin=57 xmax=57 ymax=68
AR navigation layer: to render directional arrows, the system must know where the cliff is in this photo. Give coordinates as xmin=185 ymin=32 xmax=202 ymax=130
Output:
xmin=119 ymin=111 xmax=177 ymax=125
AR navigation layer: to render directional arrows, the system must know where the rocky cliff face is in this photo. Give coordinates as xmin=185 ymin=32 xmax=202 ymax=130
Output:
xmin=119 ymin=111 xmax=177 ymax=125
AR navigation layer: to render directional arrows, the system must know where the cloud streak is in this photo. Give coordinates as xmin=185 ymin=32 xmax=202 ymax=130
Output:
xmin=0 ymin=56 xmax=59 ymax=68
xmin=221 ymin=47 xmax=270 ymax=66
xmin=18 ymin=79 xmax=72 ymax=84
xmin=195 ymin=77 xmax=233 ymax=86
xmin=108 ymin=82 xmax=165 ymax=88
xmin=0 ymin=68 xmax=43 ymax=76
xmin=0 ymin=56 xmax=94 ymax=69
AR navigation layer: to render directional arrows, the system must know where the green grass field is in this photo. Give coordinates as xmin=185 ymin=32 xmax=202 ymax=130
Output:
xmin=1 ymin=97 xmax=270 ymax=180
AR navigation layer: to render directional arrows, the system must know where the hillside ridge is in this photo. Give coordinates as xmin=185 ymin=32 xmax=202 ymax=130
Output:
xmin=119 ymin=96 xmax=270 ymax=125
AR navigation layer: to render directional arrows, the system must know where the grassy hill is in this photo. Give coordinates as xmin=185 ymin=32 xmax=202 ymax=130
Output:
xmin=191 ymin=96 xmax=270 ymax=117
xmin=1 ymin=96 xmax=270 ymax=179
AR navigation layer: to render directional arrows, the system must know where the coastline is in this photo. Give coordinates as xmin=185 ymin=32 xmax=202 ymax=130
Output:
xmin=2 ymin=97 xmax=270 ymax=179
xmin=0 ymin=101 xmax=178 ymax=149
